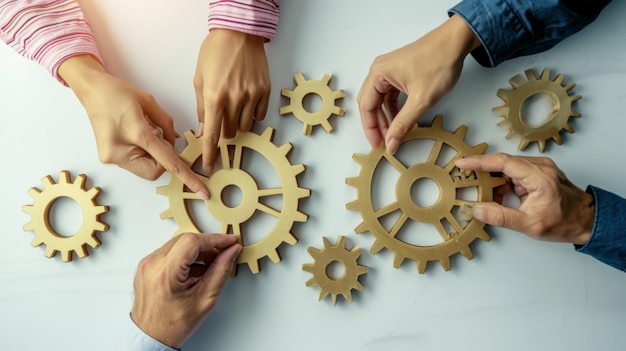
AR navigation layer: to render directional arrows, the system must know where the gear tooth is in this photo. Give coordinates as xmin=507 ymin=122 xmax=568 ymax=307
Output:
xmin=86 ymin=187 xmax=100 ymax=199
xmin=307 ymin=246 xmax=321 ymax=256
xmin=439 ymin=257 xmax=451 ymax=271
xmin=22 ymin=205 xmax=34 ymax=215
xmin=296 ymin=187 xmax=311 ymax=198
xmin=278 ymin=142 xmax=293 ymax=155
xmin=267 ymin=249 xmax=281 ymax=263
xmin=159 ymin=209 xmax=174 ymax=220
xmin=525 ymin=69 xmax=537 ymax=81
xmin=61 ymin=250 xmax=72 ymax=262
xmin=318 ymin=290 xmax=329 ymax=302
xmin=552 ymin=134 xmax=563 ymax=145
xmin=305 ymin=277 xmax=317 ymax=287
xmin=294 ymin=72 xmax=306 ymax=84
xmin=537 ymin=140 xmax=546 ymax=153
xmin=431 ymin=115 xmax=444 ymax=128
xmin=183 ymin=130 xmax=196 ymax=144
xmin=352 ymin=153 xmax=368 ymax=166
xmin=331 ymin=294 xmax=338 ymax=305
xmin=332 ymin=106 xmax=345 ymax=116
xmin=355 ymin=222 xmax=369 ymax=234
xmin=471 ymin=142 xmax=488 ymax=155
xmin=95 ymin=205 xmax=109 ymax=215
xmin=509 ymin=74 xmax=525 ymax=88
xmin=279 ymin=105 xmax=293 ymax=115
xmin=30 ymin=237 xmax=43 ymax=247
xmin=75 ymin=246 xmax=88 ymax=258
xmin=344 ymin=291 xmax=353 ymax=303
xmin=260 ymin=127 xmax=275 ymax=141
xmin=392 ymin=254 xmax=405 ymax=268
xmin=294 ymin=211 xmax=308 ymax=223
xmin=291 ymin=164 xmax=305 ymax=177
xmin=518 ymin=138 xmax=530 ymax=151
xmin=564 ymin=82 xmax=576 ymax=92
xmin=345 ymin=177 xmax=359 ymax=188
xmin=303 ymin=124 xmax=313 ymax=135
xmin=416 ymin=260 xmax=428 ymax=274
xmin=321 ymin=121 xmax=333 ymax=133
xmin=23 ymin=222 xmax=34 ymax=231
xmin=333 ymin=90 xmax=346 ymax=100
xmin=322 ymin=236 xmax=332 ymax=248
xmin=357 ymin=265 xmax=369 ymax=275
xmin=492 ymin=105 xmax=508 ymax=117
xmin=302 ymin=263 xmax=315 ymax=274
xmin=156 ymin=185 xmax=169 ymax=195
xmin=280 ymin=88 xmax=293 ymax=99
xmin=336 ymin=235 xmax=346 ymax=248
xmin=346 ymin=199 xmax=360 ymax=210
xmin=539 ymin=68 xmax=550 ymax=80
xmin=505 ymin=129 xmax=516 ymax=139
xmin=321 ymin=73 xmax=332 ymax=85
xmin=58 ymin=171 xmax=71 ymax=184
xmin=27 ymin=187 xmax=42 ymax=198
xmin=88 ymin=236 xmax=101 ymax=248
xmin=94 ymin=221 xmax=108 ymax=232
xmin=564 ymin=124 xmax=575 ymax=133
xmin=454 ymin=125 xmax=468 ymax=138
xmin=552 ymin=74 xmax=565 ymax=84
xmin=41 ymin=175 xmax=55 ymax=187
xmin=460 ymin=247 xmax=474 ymax=260
xmin=284 ymin=232 xmax=298 ymax=245
xmin=74 ymin=174 xmax=87 ymax=187
xmin=370 ymin=240 xmax=384 ymax=254
xmin=44 ymin=246 xmax=57 ymax=258
xmin=355 ymin=281 xmax=365 ymax=291
xmin=247 ymin=260 xmax=261 ymax=274
xmin=570 ymin=94 xmax=582 ymax=102
xmin=496 ymin=89 xmax=511 ymax=101
xmin=571 ymin=111 xmax=582 ymax=118
xmin=477 ymin=230 xmax=491 ymax=242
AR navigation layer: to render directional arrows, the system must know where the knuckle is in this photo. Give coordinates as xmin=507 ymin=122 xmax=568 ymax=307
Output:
xmin=392 ymin=119 xmax=413 ymax=136
xmin=177 ymin=232 xmax=200 ymax=248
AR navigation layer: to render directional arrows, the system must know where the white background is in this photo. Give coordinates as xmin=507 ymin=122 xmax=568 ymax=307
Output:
xmin=1 ymin=1 xmax=625 ymax=350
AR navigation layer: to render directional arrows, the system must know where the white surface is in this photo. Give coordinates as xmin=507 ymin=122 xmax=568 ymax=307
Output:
xmin=1 ymin=1 xmax=625 ymax=350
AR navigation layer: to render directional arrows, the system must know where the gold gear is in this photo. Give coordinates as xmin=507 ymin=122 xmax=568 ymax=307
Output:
xmin=346 ymin=116 xmax=506 ymax=274
xmin=280 ymin=72 xmax=345 ymax=135
xmin=493 ymin=68 xmax=582 ymax=152
xmin=157 ymin=128 xmax=311 ymax=275
xmin=22 ymin=171 xmax=109 ymax=262
xmin=302 ymin=235 xmax=368 ymax=305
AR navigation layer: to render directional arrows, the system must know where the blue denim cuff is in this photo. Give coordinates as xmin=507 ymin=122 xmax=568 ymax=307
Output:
xmin=575 ymin=186 xmax=626 ymax=272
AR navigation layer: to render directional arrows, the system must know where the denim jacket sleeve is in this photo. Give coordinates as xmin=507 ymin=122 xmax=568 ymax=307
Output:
xmin=574 ymin=186 xmax=626 ymax=272
xmin=448 ymin=0 xmax=611 ymax=67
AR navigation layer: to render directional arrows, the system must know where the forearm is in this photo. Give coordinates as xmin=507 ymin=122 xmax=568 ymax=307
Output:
xmin=0 ymin=0 xmax=102 ymax=86
xmin=449 ymin=0 xmax=612 ymax=67
xmin=576 ymin=186 xmax=626 ymax=272
xmin=208 ymin=0 xmax=280 ymax=41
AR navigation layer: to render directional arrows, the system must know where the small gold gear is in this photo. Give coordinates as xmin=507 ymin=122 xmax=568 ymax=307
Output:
xmin=493 ymin=68 xmax=582 ymax=152
xmin=302 ymin=235 xmax=368 ymax=305
xmin=346 ymin=116 xmax=506 ymax=273
xmin=157 ymin=128 xmax=311 ymax=275
xmin=22 ymin=171 xmax=109 ymax=262
xmin=280 ymin=72 xmax=345 ymax=135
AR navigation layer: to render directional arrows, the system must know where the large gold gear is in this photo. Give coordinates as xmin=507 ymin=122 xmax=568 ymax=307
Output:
xmin=157 ymin=128 xmax=311 ymax=275
xmin=22 ymin=171 xmax=109 ymax=262
xmin=346 ymin=116 xmax=506 ymax=274
xmin=302 ymin=235 xmax=368 ymax=305
xmin=280 ymin=72 xmax=345 ymax=135
xmin=493 ymin=68 xmax=582 ymax=152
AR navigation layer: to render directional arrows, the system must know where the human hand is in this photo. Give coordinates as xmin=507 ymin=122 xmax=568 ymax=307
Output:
xmin=58 ymin=55 xmax=210 ymax=200
xmin=358 ymin=15 xmax=481 ymax=154
xmin=455 ymin=153 xmax=594 ymax=245
xmin=131 ymin=233 xmax=242 ymax=349
xmin=194 ymin=29 xmax=271 ymax=174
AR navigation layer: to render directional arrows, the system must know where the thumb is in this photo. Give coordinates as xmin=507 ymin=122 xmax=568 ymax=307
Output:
xmin=384 ymin=99 xmax=425 ymax=155
xmin=198 ymin=244 xmax=241 ymax=299
xmin=472 ymin=202 xmax=528 ymax=233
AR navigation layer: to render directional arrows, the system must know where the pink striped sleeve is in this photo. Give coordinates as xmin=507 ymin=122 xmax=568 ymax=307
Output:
xmin=208 ymin=0 xmax=280 ymax=41
xmin=0 ymin=0 xmax=102 ymax=86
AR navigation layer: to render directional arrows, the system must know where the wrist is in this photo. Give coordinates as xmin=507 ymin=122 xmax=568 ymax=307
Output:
xmin=444 ymin=14 xmax=482 ymax=60
xmin=572 ymin=191 xmax=595 ymax=245
xmin=58 ymin=54 xmax=107 ymax=104
xmin=209 ymin=28 xmax=265 ymax=46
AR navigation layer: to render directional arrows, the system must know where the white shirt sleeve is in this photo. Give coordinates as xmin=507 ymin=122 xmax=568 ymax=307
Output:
xmin=106 ymin=313 xmax=178 ymax=351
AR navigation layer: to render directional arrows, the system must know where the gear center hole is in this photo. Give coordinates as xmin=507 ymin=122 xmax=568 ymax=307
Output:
xmin=221 ymin=185 xmax=243 ymax=208
xmin=326 ymin=260 xmax=346 ymax=280
xmin=48 ymin=196 xmax=84 ymax=237
xmin=303 ymin=92 xmax=323 ymax=113
xmin=410 ymin=178 xmax=440 ymax=208
xmin=521 ymin=92 xmax=557 ymax=128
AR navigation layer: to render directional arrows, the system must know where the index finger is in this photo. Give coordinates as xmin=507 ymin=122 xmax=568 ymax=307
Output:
xmin=358 ymin=78 xmax=388 ymax=147
xmin=455 ymin=153 xmax=536 ymax=180
xmin=143 ymin=131 xmax=210 ymax=200
xmin=202 ymin=102 xmax=224 ymax=175
xmin=167 ymin=233 xmax=238 ymax=269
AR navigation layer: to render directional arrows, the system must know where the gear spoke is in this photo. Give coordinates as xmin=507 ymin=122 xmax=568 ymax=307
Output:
xmin=427 ymin=139 xmax=444 ymax=164
xmin=220 ymin=144 xmax=232 ymax=169
xmin=445 ymin=213 xmax=464 ymax=234
xmin=443 ymin=155 xmax=461 ymax=174
xmin=258 ymin=187 xmax=284 ymax=197
xmin=383 ymin=154 xmax=407 ymax=173
xmin=232 ymin=144 xmax=244 ymax=170
xmin=389 ymin=212 xmax=409 ymax=238
xmin=374 ymin=201 xmax=400 ymax=219
xmin=257 ymin=202 xmax=281 ymax=218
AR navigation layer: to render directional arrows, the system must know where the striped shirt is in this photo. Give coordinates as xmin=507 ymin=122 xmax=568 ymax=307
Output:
xmin=0 ymin=0 xmax=280 ymax=86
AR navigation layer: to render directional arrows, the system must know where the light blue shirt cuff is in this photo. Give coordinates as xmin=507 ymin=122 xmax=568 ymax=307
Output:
xmin=109 ymin=313 xmax=178 ymax=351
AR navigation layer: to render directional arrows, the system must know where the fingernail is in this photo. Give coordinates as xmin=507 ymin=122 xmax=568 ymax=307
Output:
xmin=196 ymin=190 xmax=210 ymax=201
xmin=472 ymin=204 xmax=486 ymax=222
xmin=195 ymin=122 xmax=204 ymax=137
xmin=459 ymin=204 xmax=474 ymax=222
xmin=175 ymin=131 xmax=181 ymax=138
xmin=386 ymin=138 xmax=400 ymax=155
